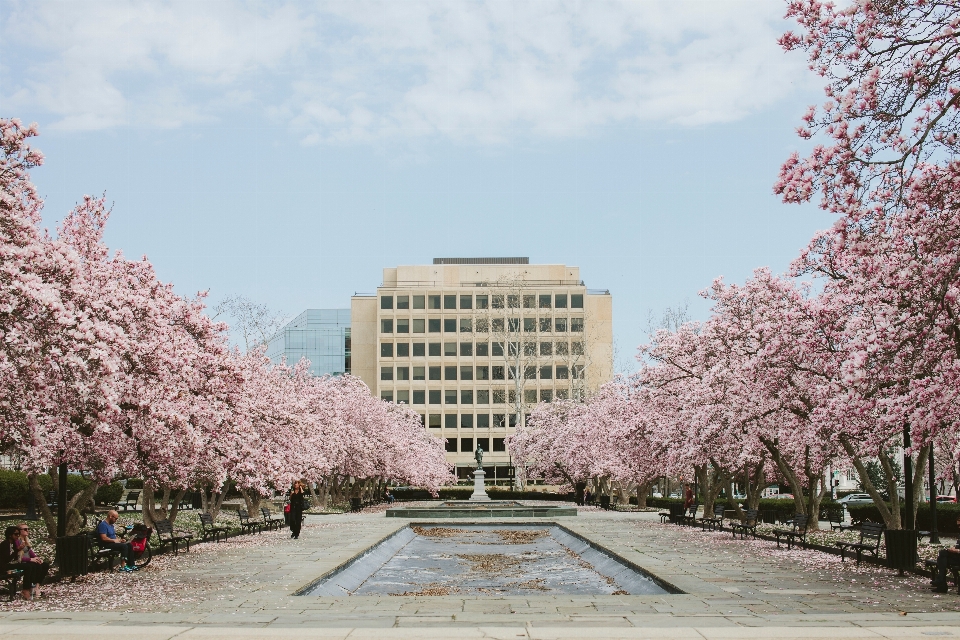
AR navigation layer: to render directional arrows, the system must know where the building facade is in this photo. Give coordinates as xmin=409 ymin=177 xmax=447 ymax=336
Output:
xmin=265 ymin=309 xmax=352 ymax=377
xmin=351 ymin=258 xmax=613 ymax=481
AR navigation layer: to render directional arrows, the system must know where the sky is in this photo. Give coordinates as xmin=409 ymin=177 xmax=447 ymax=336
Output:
xmin=0 ymin=0 xmax=834 ymax=372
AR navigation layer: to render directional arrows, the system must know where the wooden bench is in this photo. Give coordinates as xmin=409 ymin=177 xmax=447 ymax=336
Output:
xmin=836 ymin=521 xmax=885 ymax=565
xmin=88 ymin=530 xmax=124 ymax=571
xmin=826 ymin=506 xmax=854 ymax=532
xmin=677 ymin=504 xmax=699 ymax=526
xmin=114 ymin=490 xmax=141 ymax=512
xmin=153 ymin=519 xmax=194 ymax=553
xmin=699 ymin=505 xmax=726 ymax=531
xmin=0 ymin=568 xmax=22 ymax=601
xmin=731 ymin=508 xmax=759 ymax=540
xmin=261 ymin=507 xmax=285 ymax=530
xmin=773 ymin=514 xmax=809 ymax=549
xmin=199 ymin=513 xmax=229 ymax=543
xmin=238 ymin=510 xmax=261 ymax=535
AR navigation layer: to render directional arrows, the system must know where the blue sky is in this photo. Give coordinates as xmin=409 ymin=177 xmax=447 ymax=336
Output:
xmin=0 ymin=0 xmax=833 ymax=371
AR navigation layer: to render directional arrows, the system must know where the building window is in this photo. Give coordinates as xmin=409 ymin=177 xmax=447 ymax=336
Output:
xmin=508 ymin=318 xmax=520 ymax=332
xmin=413 ymin=342 xmax=426 ymax=357
xmin=477 ymin=389 xmax=490 ymax=404
xmin=381 ymin=367 xmax=393 ymax=381
xmin=397 ymin=318 xmax=409 ymax=333
xmin=494 ymin=414 xmax=506 ymax=428
xmin=444 ymin=295 xmax=457 ymax=309
xmin=510 ymin=414 xmax=518 ymax=427
xmin=445 ymin=366 xmax=457 ymax=380
xmin=492 ymin=342 xmax=504 ymax=356
xmin=429 ymin=413 xmax=441 ymax=427
xmin=493 ymin=438 xmax=506 ymax=452
xmin=556 ymin=366 xmax=569 ymax=379
xmin=444 ymin=342 xmax=457 ymax=356
xmin=540 ymin=389 xmax=552 ymax=402
xmin=476 ymin=342 xmax=489 ymax=356
xmin=571 ymin=317 xmax=584 ymax=332
xmin=459 ymin=318 xmax=472 ymax=332
xmin=475 ymin=318 xmax=489 ymax=333
xmin=508 ymin=295 xmax=520 ymax=308
xmin=539 ymin=342 xmax=551 ymax=356
xmin=460 ymin=342 xmax=473 ymax=356
xmin=397 ymin=295 xmax=409 ymax=309
xmin=429 ymin=366 xmax=441 ymax=380
xmin=523 ymin=318 xmax=536 ymax=332
xmin=413 ymin=390 xmax=425 ymax=404
xmin=555 ymin=294 xmax=567 ymax=309
xmin=381 ymin=390 xmax=393 ymax=401
xmin=429 ymin=390 xmax=441 ymax=404
xmin=476 ymin=295 xmax=489 ymax=309
xmin=539 ymin=294 xmax=551 ymax=309
xmin=414 ymin=295 xmax=426 ymax=309
xmin=381 ymin=343 xmax=393 ymax=358
xmin=524 ymin=389 xmax=537 ymax=403
xmin=492 ymin=366 xmax=505 ymax=380
xmin=397 ymin=390 xmax=410 ymax=404
xmin=397 ymin=367 xmax=409 ymax=381
xmin=524 ymin=366 xmax=536 ymax=380
xmin=461 ymin=390 xmax=473 ymax=404
xmin=460 ymin=366 xmax=473 ymax=381
xmin=540 ymin=365 xmax=552 ymax=379
xmin=572 ymin=341 xmax=584 ymax=355
xmin=444 ymin=319 xmax=456 ymax=332
xmin=492 ymin=318 xmax=505 ymax=332
xmin=445 ymin=437 xmax=457 ymax=452
xmin=461 ymin=414 xmax=473 ymax=428
xmin=555 ymin=318 xmax=567 ymax=332
xmin=428 ymin=319 xmax=441 ymax=333
xmin=460 ymin=438 xmax=473 ymax=452
xmin=492 ymin=295 xmax=505 ymax=309
xmin=556 ymin=389 xmax=568 ymax=400
xmin=445 ymin=390 xmax=457 ymax=404
xmin=477 ymin=414 xmax=490 ymax=428
xmin=428 ymin=295 xmax=441 ymax=309
xmin=460 ymin=295 xmax=472 ymax=309
xmin=381 ymin=319 xmax=393 ymax=333
xmin=538 ymin=318 xmax=550 ymax=332
xmin=445 ymin=414 xmax=457 ymax=429
xmin=573 ymin=365 xmax=585 ymax=379
xmin=556 ymin=341 xmax=569 ymax=356
xmin=413 ymin=366 xmax=425 ymax=380
xmin=476 ymin=366 xmax=489 ymax=380
xmin=523 ymin=295 xmax=535 ymax=308
xmin=381 ymin=296 xmax=393 ymax=309
xmin=523 ymin=342 xmax=536 ymax=356
xmin=572 ymin=294 xmax=583 ymax=308
xmin=397 ymin=343 xmax=409 ymax=357
xmin=429 ymin=343 xmax=441 ymax=356
xmin=493 ymin=391 xmax=506 ymax=405
xmin=413 ymin=319 xmax=425 ymax=333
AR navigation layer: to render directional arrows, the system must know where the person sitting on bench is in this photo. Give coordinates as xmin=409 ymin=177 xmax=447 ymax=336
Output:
xmin=932 ymin=516 xmax=960 ymax=593
xmin=97 ymin=510 xmax=137 ymax=572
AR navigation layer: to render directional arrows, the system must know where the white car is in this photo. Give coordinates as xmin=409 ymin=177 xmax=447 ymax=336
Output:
xmin=838 ymin=493 xmax=874 ymax=506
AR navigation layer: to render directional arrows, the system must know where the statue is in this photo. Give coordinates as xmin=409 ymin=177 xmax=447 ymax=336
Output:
xmin=474 ymin=446 xmax=484 ymax=468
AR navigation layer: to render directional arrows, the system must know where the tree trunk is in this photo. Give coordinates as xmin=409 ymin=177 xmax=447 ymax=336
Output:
xmin=696 ymin=463 xmax=729 ymax=518
xmin=839 ymin=435 xmax=900 ymax=528
xmin=760 ymin=437 xmax=807 ymax=516
xmin=635 ymin=479 xmax=654 ymax=508
xmin=745 ymin=460 xmax=766 ymax=510
xmin=728 ymin=477 xmax=744 ymax=520
xmin=909 ymin=444 xmax=930 ymax=529
xmin=239 ymin=488 xmax=263 ymax=517
xmin=199 ymin=482 xmax=230 ymax=520
xmin=803 ymin=445 xmax=827 ymax=530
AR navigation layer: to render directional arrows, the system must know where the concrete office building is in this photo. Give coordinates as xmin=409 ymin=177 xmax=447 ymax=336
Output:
xmin=351 ymin=258 xmax=613 ymax=481
xmin=265 ymin=309 xmax=352 ymax=377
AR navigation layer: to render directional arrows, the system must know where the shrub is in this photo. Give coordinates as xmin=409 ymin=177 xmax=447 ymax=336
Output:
xmin=0 ymin=470 xmax=30 ymax=508
xmin=95 ymin=482 xmax=124 ymax=505
xmin=124 ymin=478 xmax=144 ymax=489
xmin=847 ymin=502 xmax=960 ymax=534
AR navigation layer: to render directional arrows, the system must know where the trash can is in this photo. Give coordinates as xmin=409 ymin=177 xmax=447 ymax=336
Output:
xmin=56 ymin=533 xmax=89 ymax=580
xmin=885 ymin=529 xmax=918 ymax=575
xmin=599 ymin=495 xmax=611 ymax=510
xmin=350 ymin=497 xmax=362 ymax=512
xmin=191 ymin=492 xmax=202 ymax=509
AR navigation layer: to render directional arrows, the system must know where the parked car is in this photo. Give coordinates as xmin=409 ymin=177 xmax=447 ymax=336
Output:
xmin=771 ymin=493 xmax=795 ymax=500
xmin=936 ymin=495 xmax=957 ymax=503
xmin=668 ymin=492 xmax=681 ymax=499
xmin=651 ymin=492 xmax=663 ymax=498
xmin=838 ymin=493 xmax=874 ymax=506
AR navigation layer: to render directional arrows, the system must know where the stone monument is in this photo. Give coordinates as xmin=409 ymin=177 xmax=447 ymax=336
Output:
xmin=469 ymin=446 xmax=490 ymax=502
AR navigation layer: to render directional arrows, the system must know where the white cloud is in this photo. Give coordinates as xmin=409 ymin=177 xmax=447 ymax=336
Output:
xmin=1 ymin=0 xmax=812 ymax=141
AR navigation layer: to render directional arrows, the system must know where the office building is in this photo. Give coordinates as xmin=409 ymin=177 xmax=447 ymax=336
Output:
xmin=265 ymin=309 xmax=351 ymax=377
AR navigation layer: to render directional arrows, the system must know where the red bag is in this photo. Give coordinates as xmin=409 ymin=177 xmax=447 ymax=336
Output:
xmin=283 ymin=504 xmax=291 ymax=513
xmin=131 ymin=537 xmax=147 ymax=554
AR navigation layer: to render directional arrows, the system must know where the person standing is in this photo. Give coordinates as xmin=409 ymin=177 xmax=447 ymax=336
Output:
xmin=15 ymin=525 xmax=49 ymax=599
xmin=683 ymin=484 xmax=695 ymax=510
xmin=288 ymin=481 xmax=306 ymax=539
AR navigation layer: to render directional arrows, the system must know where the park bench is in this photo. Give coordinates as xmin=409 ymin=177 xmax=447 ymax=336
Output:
xmin=153 ymin=518 xmax=194 ymax=553
xmin=836 ymin=521 xmax=885 ymax=565
xmin=261 ymin=507 xmax=285 ymax=530
xmin=88 ymin=529 xmax=123 ymax=571
xmin=0 ymin=568 xmax=22 ymax=601
xmin=699 ymin=505 xmax=726 ymax=531
xmin=773 ymin=514 xmax=809 ymax=550
xmin=237 ymin=510 xmax=261 ymax=535
xmin=925 ymin=558 xmax=960 ymax=594
xmin=826 ymin=506 xmax=854 ymax=532
xmin=114 ymin=490 xmax=140 ymax=512
xmin=731 ymin=508 xmax=759 ymax=540
xmin=198 ymin=513 xmax=229 ymax=543
xmin=678 ymin=503 xmax=700 ymax=526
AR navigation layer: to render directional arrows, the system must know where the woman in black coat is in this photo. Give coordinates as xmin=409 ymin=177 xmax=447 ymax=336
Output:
xmin=288 ymin=481 xmax=307 ymax=539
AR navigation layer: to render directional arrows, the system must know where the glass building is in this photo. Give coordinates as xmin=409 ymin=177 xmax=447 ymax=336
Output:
xmin=265 ymin=309 xmax=351 ymax=377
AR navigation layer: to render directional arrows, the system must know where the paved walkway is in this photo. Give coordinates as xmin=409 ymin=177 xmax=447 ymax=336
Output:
xmin=0 ymin=509 xmax=958 ymax=638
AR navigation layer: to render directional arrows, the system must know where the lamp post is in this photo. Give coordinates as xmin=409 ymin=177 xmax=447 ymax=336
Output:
xmin=929 ymin=445 xmax=940 ymax=544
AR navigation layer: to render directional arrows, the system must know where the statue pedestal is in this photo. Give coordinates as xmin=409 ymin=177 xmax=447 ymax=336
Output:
xmin=469 ymin=469 xmax=491 ymax=502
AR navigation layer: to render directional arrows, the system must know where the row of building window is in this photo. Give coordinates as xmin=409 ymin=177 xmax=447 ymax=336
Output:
xmin=380 ymin=341 xmax=584 ymax=358
xmin=379 ymin=317 xmax=584 ymax=334
xmin=381 ymin=364 xmax=584 ymax=381
xmin=421 ymin=413 xmax=517 ymax=429
xmin=381 ymin=293 xmax=584 ymax=311
xmin=380 ymin=387 xmax=575 ymax=404
xmin=443 ymin=437 xmax=507 ymax=453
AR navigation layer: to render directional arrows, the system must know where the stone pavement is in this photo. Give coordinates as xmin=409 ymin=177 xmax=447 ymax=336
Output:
xmin=0 ymin=509 xmax=958 ymax=638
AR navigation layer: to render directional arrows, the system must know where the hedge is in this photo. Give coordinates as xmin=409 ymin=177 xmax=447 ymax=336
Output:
xmin=0 ymin=471 xmax=96 ymax=509
xmin=847 ymin=502 xmax=960 ymax=534
xmin=645 ymin=496 xmax=841 ymax=522
xmin=95 ymin=482 xmax=124 ymax=505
